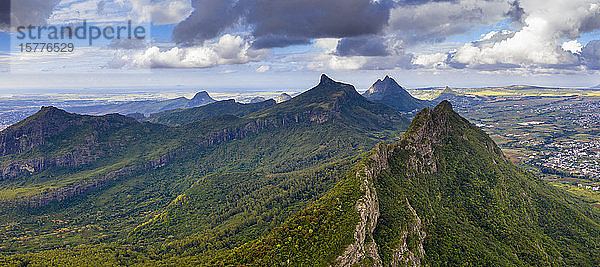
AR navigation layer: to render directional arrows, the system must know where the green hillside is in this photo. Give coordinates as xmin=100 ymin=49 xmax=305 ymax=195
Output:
xmin=0 ymin=75 xmax=409 ymax=258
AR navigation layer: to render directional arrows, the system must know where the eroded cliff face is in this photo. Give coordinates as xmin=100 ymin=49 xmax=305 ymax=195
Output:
xmin=334 ymin=144 xmax=393 ymax=266
xmin=2 ymin=151 xmax=178 ymax=208
xmin=197 ymin=112 xmax=331 ymax=147
xmin=390 ymin=199 xmax=426 ymax=267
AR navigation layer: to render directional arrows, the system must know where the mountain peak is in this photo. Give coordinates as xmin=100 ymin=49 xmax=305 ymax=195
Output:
xmin=363 ymin=76 xmax=429 ymax=112
xmin=192 ymin=91 xmax=213 ymax=101
xmin=319 ymin=74 xmax=336 ymax=85
xmin=434 ymin=100 xmax=453 ymax=113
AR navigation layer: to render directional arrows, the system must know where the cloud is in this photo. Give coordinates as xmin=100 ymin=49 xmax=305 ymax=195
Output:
xmin=111 ymin=34 xmax=266 ymax=68
xmin=107 ymin=38 xmax=148 ymax=50
xmin=387 ymin=0 xmax=512 ymax=44
xmin=131 ymin=0 xmax=193 ymax=25
xmin=446 ymin=0 xmax=600 ymax=70
xmin=312 ymin=37 xmax=414 ymax=70
xmin=333 ymin=36 xmax=390 ymax=57
xmin=582 ymin=40 xmax=600 ymax=69
xmin=256 ymin=65 xmax=270 ymax=72
xmin=173 ymin=0 xmax=392 ymax=47
xmin=0 ymin=0 xmax=8 ymax=31
xmin=7 ymin=0 xmax=61 ymax=30
xmin=412 ymin=53 xmax=448 ymax=68
xmin=562 ymin=40 xmax=583 ymax=54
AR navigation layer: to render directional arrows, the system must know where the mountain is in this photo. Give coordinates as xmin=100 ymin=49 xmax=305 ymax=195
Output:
xmin=148 ymin=99 xmax=276 ymax=126
xmin=0 ymin=106 xmax=181 ymax=208
xmin=4 ymin=96 xmax=599 ymax=265
xmin=433 ymin=86 xmax=476 ymax=107
xmin=0 ymin=74 xmax=410 ymax=259
xmin=206 ymin=101 xmax=600 ymax=266
xmin=64 ymin=91 xmax=216 ymax=116
xmin=275 ymin=93 xmax=292 ymax=103
xmin=591 ymin=84 xmax=600 ymax=89
xmin=363 ymin=76 xmax=430 ymax=112
xmin=249 ymin=96 xmax=267 ymax=103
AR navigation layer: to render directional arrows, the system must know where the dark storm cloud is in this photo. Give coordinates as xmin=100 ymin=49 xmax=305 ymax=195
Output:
xmin=334 ymin=37 xmax=390 ymax=57
xmin=0 ymin=0 xmax=9 ymax=31
xmin=252 ymin=34 xmax=311 ymax=49
xmin=174 ymin=0 xmax=394 ymax=47
xmin=505 ymin=1 xmax=525 ymax=26
xmin=173 ymin=0 xmax=240 ymax=46
xmin=582 ymin=40 xmax=600 ymax=70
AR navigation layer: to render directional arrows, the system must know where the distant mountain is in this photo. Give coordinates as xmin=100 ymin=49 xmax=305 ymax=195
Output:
xmin=363 ymin=76 xmax=430 ymax=112
xmin=215 ymin=101 xmax=600 ymax=266
xmin=275 ymin=93 xmax=292 ymax=103
xmin=249 ymin=96 xmax=267 ymax=103
xmin=64 ymin=91 xmax=216 ymax=116
xmin=433 ymin=86 xmax=476 ymax=107
xmin=591 ymin=84 xmax=600 ymax=89
xmin=148 ymin=99 xmax=276 ymax=126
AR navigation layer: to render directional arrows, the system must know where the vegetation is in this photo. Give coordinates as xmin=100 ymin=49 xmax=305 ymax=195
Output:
xmin=1 ymin=78 xmax=599 ymax=266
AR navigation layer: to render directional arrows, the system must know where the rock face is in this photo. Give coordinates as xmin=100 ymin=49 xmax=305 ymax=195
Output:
xmin=391 ymin=198 xmax=426 ymax=266
xmin=335 ymin=144 xmax=391 ymax=266
xmin=363 ymin=76 xmax=430 ymax=112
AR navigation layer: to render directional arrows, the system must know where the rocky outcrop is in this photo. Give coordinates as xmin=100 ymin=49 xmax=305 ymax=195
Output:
xmin=1 ymin=151 xmax=178 ymax=208
xmin=275 ymin=93 xmax=292 ymax=103
xmin=0 ymin=149 xmax=102 ymax=180
xmin=391 ymin=199 xmax=426 ymax=267
xmin=197 ymin=112 xmax=330 ymax=147
xmin=335 ymin=144 xmax=393 ymax=266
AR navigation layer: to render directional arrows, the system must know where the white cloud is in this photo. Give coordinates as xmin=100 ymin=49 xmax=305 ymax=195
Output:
xmin=130 ymin=0 xmax=193 ymax=25
xmin=111 ymin=34 xmax=267 ymax=68
xmin=256 ymin=65 xmax=270 ymax=72
xmin=412 ymin=53 xmax=447 ymax=68
xmin=450 ymin=0 xmax=600 ymax=69
xmin=562 ymin=40 xmax=583 ymax=54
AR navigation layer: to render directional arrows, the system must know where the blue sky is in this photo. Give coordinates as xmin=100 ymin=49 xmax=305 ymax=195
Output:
xmin=1 ymin=0 xmax=599 ymax=93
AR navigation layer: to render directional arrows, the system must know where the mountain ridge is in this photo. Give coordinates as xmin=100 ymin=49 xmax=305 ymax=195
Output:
xmin=64 ymin=91 xmax=216 ymax=116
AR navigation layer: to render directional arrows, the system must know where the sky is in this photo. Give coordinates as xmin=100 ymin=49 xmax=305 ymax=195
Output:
xmin=0 ymin=0 xmax=599 ymax=93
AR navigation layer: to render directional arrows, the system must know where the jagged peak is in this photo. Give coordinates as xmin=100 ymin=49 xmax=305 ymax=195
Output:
xmin=319 ymin=74 xmax=337 ymax=85
xmin=364 ymin=76 xmax=409 ymax=99
xmin=406 ymin=100 xmax=465 ymax=140
xmin=382 ymin=75 xmax=393 ymax=83
xmin=433 ymin=100 xmax=453 ymax=114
